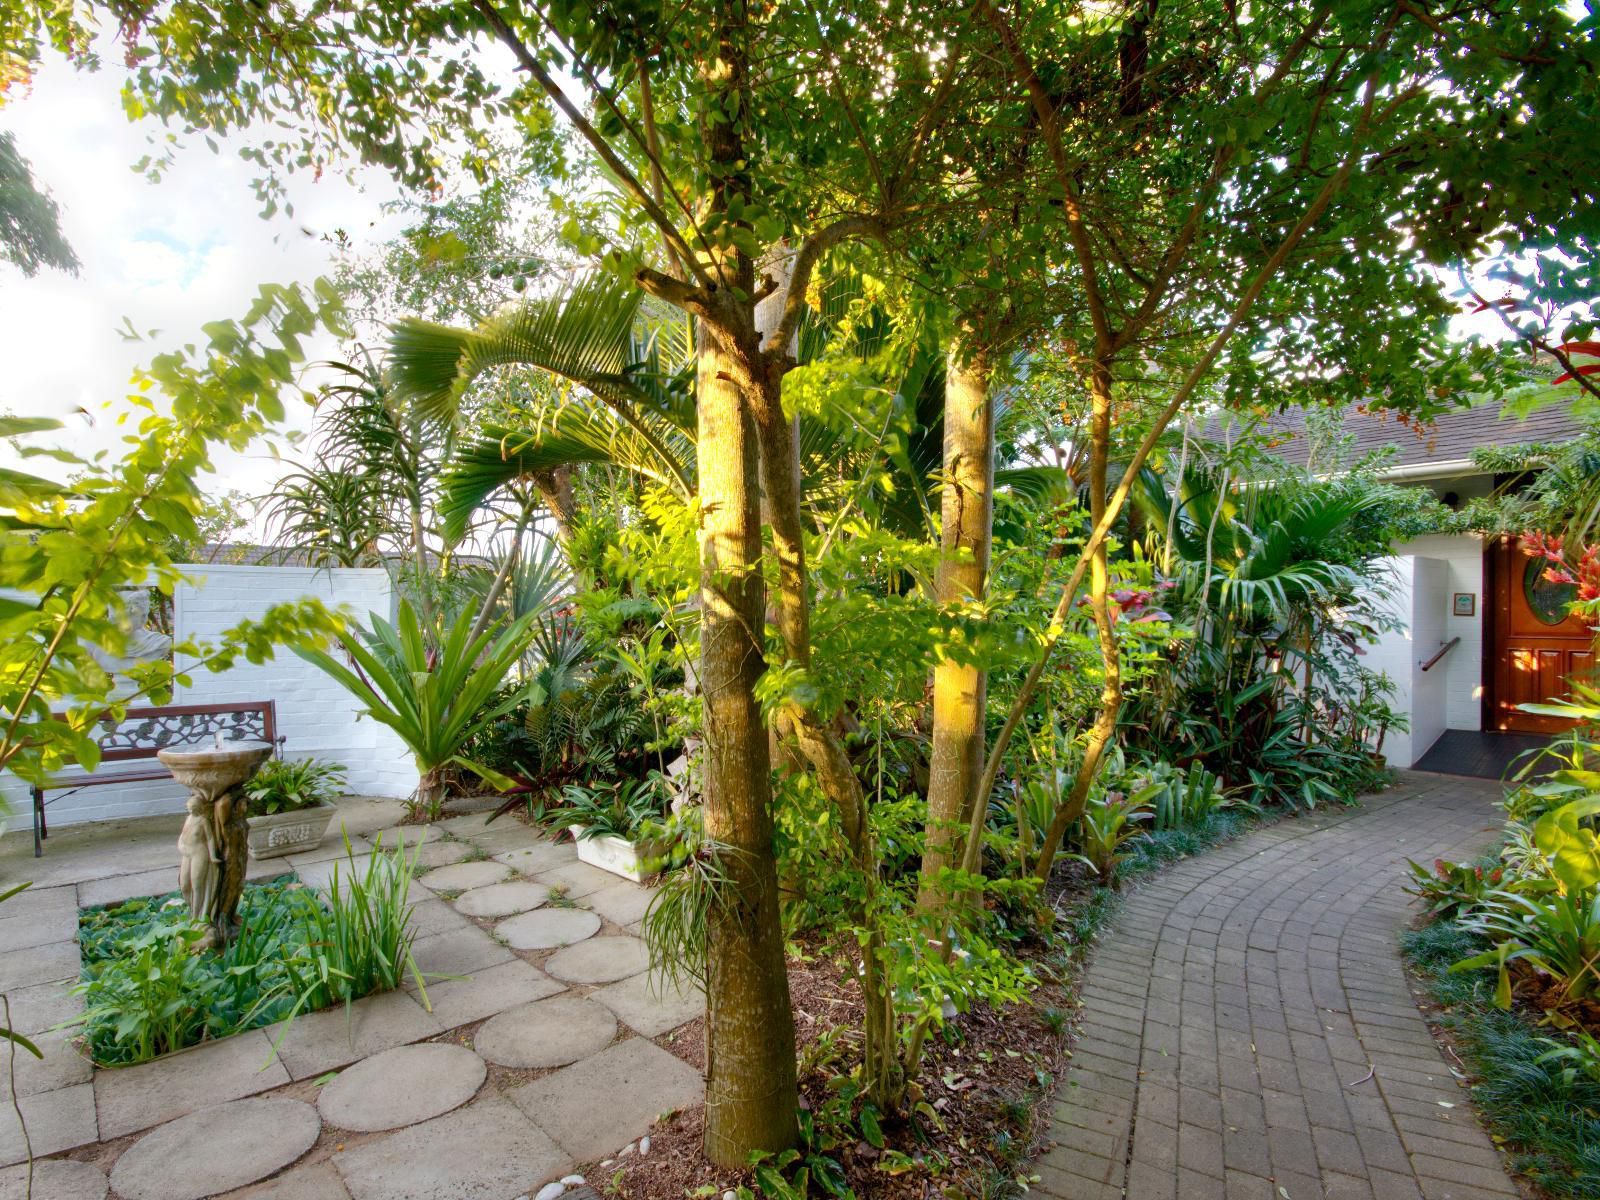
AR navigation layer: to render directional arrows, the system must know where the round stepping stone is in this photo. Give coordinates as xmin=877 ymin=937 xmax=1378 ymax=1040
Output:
xmin=369 ymin=824 xmax=442 ymax=850
xmin=475 ymin=996 xmax=617 ymax=1068
xmin=455 ymin=879 xmax=551 ymax=918
xmin=318 ymin=1042 xmax=486 ymax=1131
xmin=0 ymin=1158 xmax=107 ymax=1200
xmin=109 ymin=1097 xmax=320 ymax=1200
xmin=545 ymin=935 xmax=651 ymax=984
xmin=423 ymin=860 xmax=511 ymax=892
xmin=497 ymin=906 xmax=601 ymax=950
xmin=412 ymin=839 xmax=473 ymax=871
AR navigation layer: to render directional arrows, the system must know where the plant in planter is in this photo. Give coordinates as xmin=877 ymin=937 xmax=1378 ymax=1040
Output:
xmin=561 ymin=773 xmax=673 ymax=882
xmin=243 ymin=757 xmax=347 ymax=859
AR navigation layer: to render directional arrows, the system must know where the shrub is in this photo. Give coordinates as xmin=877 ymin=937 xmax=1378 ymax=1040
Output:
xmin=243 ymin=757 xmax=346 ymax=817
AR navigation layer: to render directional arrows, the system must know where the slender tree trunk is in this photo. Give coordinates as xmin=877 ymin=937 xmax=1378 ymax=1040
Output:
xmin=919 ymin=334 xmax=995 ymax=909
xmin=694 ymin=0 xmax=798 ymax=1162
xmin=697 ymin=326 xmax=800 ymax=1165
xmin=1032 ymin=364 xmax=1122 ymax=880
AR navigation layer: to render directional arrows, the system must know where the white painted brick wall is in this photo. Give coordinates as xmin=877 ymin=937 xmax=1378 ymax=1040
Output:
xmin=2 ymin=566 xmax=420 ymax=833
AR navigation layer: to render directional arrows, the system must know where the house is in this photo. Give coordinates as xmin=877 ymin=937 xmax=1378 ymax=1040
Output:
xmin=1256 ymin=400 xmax=1590 ymax=776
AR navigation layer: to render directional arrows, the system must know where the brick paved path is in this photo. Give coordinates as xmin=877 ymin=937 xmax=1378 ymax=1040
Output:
xmin=1035 ymin=771 xmax=1521 ymax=1200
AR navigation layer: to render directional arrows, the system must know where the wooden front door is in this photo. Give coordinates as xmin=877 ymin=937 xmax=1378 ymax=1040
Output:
xmin=1491 ymin=536 xmax=1594 ymax=733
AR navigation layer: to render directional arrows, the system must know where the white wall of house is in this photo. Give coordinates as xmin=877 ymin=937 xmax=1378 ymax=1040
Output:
xmin=1364 ymin=534 xmax=1487 ymax=767
xmin=2 ymin=566 xmax=418 ymax=833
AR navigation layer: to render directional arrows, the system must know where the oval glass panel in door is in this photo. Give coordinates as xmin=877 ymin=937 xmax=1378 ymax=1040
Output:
xmin=1525 ymin=556 xmax=1579 ymax=626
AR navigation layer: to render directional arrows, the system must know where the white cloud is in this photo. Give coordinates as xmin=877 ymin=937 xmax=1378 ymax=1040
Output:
xmin=0 ymin=45 xmax=407 ymax=503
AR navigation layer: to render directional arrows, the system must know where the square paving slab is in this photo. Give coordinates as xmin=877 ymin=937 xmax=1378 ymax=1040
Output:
xmin=409 ymin=926 xmax=517 ymax=978
xmin=508 ymin=1037 xmax=703 ymax=1161
xmin=0 ymin=940 xmax=79 ymax=992
xmin=269 ymin=989 xmax=443 ymax=1080
xmin=405 ymin=958 xmax=565 ymax=1028
xmin=94 ymin=1028 xmax=290 ymax=1139
xmin=0 ymin=1082 xmax=97 ymax=1167
xmin=583 ymin=881 xmax=656 ymax=928
xmin=592 ymin=971 xmax=705 ymax=1037
xmin=334 ymin=1094 xmax=571 ymax=1200
xmin=534 ymin=861 xmax=623 ymax=899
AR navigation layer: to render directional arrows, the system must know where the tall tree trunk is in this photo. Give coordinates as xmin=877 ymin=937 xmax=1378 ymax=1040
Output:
xmin=697 ymin=326 xmax=800 ymax=1165
xmin=919 ymin=334 xmax=995 ymax=909
xmin=1032 ymin=364 xmax=1121 ymax=879
xmin=694 ymin=0 xmax=799 ymax=1163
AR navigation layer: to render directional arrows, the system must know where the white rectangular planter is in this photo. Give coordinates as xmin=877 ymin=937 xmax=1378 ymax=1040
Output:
xmin=567 ymin=824 xmax=668 ymax=883
xmin=247 ymin=801 xmax=337 ymax=860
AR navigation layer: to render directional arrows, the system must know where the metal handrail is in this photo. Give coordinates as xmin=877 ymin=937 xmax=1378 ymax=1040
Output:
xmin=1419 ymin=637 xmax=1461 ymax=672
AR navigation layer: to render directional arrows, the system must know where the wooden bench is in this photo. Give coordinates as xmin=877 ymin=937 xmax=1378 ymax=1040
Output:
xmin=29 ymin=701 xmax=283 ymax=857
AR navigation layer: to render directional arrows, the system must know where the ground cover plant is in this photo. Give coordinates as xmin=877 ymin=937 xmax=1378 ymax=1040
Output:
xmin=72 ymin=839 xmax=425 ymax=1066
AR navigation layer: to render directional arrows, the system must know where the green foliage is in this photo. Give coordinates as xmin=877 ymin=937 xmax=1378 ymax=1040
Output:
xmin=0 ymin=286 xmax=346 ymax=796
xmin=1066 ymin=788 xmax=1156 ymax=888
xmin=243 ymin=757 xmax=347 ymax=817
xmin=559 ymin=773 xmax=672 ymax=840
xmin=296 ymin=599 xmax=534 ymax=819
xmin=1404 ymin=856 xmax=1509 ymax=923
xmin=75 ymin=839 xmax=424 ymax=1066
xmin=0 ymin=130 xmax=77 ymax=277
xmin=1404 ymin=922 xmax=1600 ymax=1199
xmin=1137 ymin=760 xmax=1228 ymax=834
xmin=1456 ymin=889 xmax=1600 ymax=1010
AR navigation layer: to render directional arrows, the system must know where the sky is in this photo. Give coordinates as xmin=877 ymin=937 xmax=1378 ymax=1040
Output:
xmin=0 ymin=46 xmax=408 ymax=504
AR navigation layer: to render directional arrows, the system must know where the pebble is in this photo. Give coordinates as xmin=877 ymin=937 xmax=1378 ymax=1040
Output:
xmin=560 ymin=1177 xmax=586 ymax=1187
xmin=724 ymin=1192 xmax=737 ymax=1200
xmin=534 ymin=1184 xmax=565 ymax=1200
xmin=639 ymin=1135 xmax=651 ymax=1157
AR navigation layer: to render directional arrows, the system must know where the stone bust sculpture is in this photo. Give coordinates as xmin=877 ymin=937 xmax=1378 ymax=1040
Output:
xmin=89 ymin=587 xmax=173 ymax=689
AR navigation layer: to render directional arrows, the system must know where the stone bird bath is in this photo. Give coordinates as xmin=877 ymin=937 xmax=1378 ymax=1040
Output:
xmin=158 ymin=736 xmax=273 ymax=949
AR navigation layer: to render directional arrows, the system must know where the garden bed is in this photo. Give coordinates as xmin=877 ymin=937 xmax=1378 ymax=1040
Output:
xmin=601 ymin=813 xmax=1254 ymax=1199
xmin=75 ymin=846 xmax=423 ymax=1068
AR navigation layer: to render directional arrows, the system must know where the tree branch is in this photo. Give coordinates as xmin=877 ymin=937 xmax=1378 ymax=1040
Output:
xmin=763 ymin=215 xmax=888 ymax=361
xmin=469 ymin=0 xmax=714 ymax=290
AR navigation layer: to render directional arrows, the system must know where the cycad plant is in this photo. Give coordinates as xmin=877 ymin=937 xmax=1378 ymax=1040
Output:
xmin=296 ymin=599 xmax=534 ymax=819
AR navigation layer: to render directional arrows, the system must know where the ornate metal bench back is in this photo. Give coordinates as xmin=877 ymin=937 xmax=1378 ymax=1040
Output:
xmin=96 ymin=702 xmax=279 ymax=763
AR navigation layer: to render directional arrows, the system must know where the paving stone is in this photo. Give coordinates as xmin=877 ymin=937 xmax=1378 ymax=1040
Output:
xmin=544 ymin=935 xmax=650 ymax=984
xmin=110 ymin=1097 xmax=320 ymax=1200
xmin=0 ymin=1084 xmax=96 ymax=1167
xmin=0 ymin=886 xmax=76 ymax=922
xmin=492 ymin=842 xmax=578 ymax=875
xmin=0 ymin=904 xmax=79 ymax=951
xmin=592 ymin=972 xmax=704 ymax=1037
xmin=507 ymin=1038 xmax=703 ymax=1161
xmin=406 ymin=958 xmax=565 ymax=1028
xmin=406 ymin=897 xmax=477 ymax=938
xmin=94 ymin=1029 xmax=290 ymax=1139
xmin=409 ymin=840 xmax=474 ymax=871
xmin=475 ymin=996 xmax=618 ymax=1068
xmin=76 ymin=867 xmax=177 ymax=909
xmin=326 ymin=798 xmax=410 ymax=838
xmin=456 ymin=824 xmax=546 ymax=854
xmin=0 ymin=1157 xmax=108 ymax=1199
xmin=416 ymin=860 xmax=510 ymax=892
xmin=333 ymin=1094 xmax=570 ymax=1200
xmin=0 ymin=979 xmax=82 ymax=1037
xmin=2 ymin=1029 xmax=92 ymax=1097
xmin=221 ymin=1160 xmax=352 ymax=1199
xmin=270 ymin=989 xmax=443 ymax=1080
xmin=319 ymin=1043 xmax=486 ymax=1131
xmin=293 ymin=855 xmax=376 ymax=894
xmin=582 ymin=882 xmax=657 ymax=928
xmin=497 ymin=907 xmax=601 ymax=951
xmin=364 ymin=824 xmax=442 ymax=851
xmin=453 ymin=880 xmax=551 ymax=918
xmin=533 ymin=861 xmax=620 ymax=899
xmin=0 ymin=941 xmax=78 ymax=992
xmin=409 ymin=926 xmax=517 ymax=978
xmin=1033 ymin=772 xmax=1519 ymax=1199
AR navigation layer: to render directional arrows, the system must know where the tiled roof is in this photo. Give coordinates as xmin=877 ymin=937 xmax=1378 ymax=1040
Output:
xmin=1237 ymin=401 xmax=1587 ymax=472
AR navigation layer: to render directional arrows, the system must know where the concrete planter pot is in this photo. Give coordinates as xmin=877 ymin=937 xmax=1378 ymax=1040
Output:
xmin=246 ymin=801 xmax=337 ymax=860
xmin=567 ymin=824 xmax=668 ymax=883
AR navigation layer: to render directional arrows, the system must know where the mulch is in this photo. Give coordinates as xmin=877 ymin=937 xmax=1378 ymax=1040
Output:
xmin=600 ymin=882 xmax=1095 ymax=1199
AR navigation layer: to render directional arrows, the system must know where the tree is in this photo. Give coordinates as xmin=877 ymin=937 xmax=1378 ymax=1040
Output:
xmin=0 ymin=131 xmax=77 ymax=277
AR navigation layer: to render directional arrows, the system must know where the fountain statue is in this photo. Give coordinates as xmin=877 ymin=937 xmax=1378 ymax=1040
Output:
xmin=161 ymin=733 xmax=273 ymax=949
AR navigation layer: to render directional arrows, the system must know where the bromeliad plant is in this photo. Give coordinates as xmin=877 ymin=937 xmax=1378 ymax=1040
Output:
xmin=243 ymin=757 xmax=347 ymax=817
xmin=297 ymin=599 xmax=535 ymax=820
